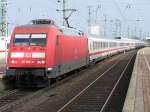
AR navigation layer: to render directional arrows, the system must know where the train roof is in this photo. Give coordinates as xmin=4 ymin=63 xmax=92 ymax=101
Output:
xmin=15 ymin=24 xmax=55 ymax=29
xmin=88 ymin=36 xmax=144 ymax=43
xmin=15 ymin=19 xmax=58 ymax=29
xmin=14 ymin=19 xmax=84 ymax=37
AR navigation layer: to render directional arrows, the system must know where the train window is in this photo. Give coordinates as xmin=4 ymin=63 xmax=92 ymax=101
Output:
xmin=105 ymin=42 xmax=107 ymax=48
xmin=106 ymin=42 xmax=108 ymax=48
xmin=104 ymin=42 xmax=106 ymax=48
xmin=103 ymin=42 xmax=105 ymax=48
xmin=102 ymin=42 xmax=104 ymax=48
xmin=14 ymin=34 xmax=47 ymax=46
xmin=110 ymin=43 xmax=112 ymax=47
xmin=92 ymin=42 xmax=94 ymax=50
xmin=30 ymin=34 xmax=47 ymax=46
xmin=93 ymin=41 xmax=95 ymax=50
xmin=96 ymin=42 xmax=98 ymax=49
xmin=98 ymin=42 xmax=100 ymax=49
xmin=14 ymin=34 xmax=30 ymax=46
xmin=90 ymin=43 xmax=92 ymax=50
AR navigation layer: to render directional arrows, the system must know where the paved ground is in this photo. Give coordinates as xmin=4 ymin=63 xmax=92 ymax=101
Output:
xmin=0 ymin=60 xmax=9 ymax=95
xmin=0 ymin=59 xmax=6 ymax=73
xmin=123 ymin=47 xmax=150 ymax=112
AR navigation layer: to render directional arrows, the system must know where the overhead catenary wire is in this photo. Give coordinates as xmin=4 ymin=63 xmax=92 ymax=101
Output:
xmin=112 ymin=0 xmax=127 ymax=22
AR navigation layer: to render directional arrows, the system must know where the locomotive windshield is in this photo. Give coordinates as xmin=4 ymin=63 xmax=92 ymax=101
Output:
xmin=14 ymin=34 xmax=30 ymax=46
xmin=14 ymin=34 xmax=47 ymax=46
xmin=30 ymin=34 xmax=47 ymax=46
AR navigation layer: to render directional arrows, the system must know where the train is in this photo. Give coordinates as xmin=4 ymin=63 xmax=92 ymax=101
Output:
xmin=0 ymin=36 xmax=10 ymax=66
xmin=5 ymin=19 xmax=145 ymax=87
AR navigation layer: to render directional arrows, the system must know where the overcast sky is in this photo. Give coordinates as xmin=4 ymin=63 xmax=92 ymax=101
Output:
xmin=7 ymin=0 xmax=150 ymax=38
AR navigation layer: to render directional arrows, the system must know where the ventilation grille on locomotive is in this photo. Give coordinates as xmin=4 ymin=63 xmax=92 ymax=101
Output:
xmin=31 ymin=19 xmax=56 ymax=25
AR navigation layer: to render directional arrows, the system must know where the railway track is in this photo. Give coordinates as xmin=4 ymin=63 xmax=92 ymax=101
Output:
xmin=57 ymin=52 xmax=136 ymax=112
xmin=0 ymin=89 xmax=18 ymax=100
xmin=0 ymin=51 xmax=137 ymax=112
xmin=0 ymin=89 xmax=38 ymax=111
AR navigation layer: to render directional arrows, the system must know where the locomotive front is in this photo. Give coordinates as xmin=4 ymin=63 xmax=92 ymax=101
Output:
xmin=6 ymin=19 xmax=89 ymax=87
xmin=8 ymin=33 xmax=47 ymax=68
xmin=6 ymin=20 xmax=58 ymax=87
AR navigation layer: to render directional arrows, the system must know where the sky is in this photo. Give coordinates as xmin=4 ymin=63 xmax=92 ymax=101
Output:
xmin=7 ymin=0 xmax=150 ymax=39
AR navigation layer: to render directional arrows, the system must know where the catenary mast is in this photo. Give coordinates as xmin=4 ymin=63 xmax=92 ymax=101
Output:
xmin=0 ymin=0 xmax=7 ymax=36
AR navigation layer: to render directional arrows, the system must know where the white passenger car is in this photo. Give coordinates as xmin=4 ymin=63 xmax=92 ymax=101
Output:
xmin=88 ymin=36 xmax=144 ymax=62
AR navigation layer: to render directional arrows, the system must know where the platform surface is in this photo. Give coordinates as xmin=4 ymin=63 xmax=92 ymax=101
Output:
xmin=0 ymin=60 xmax=6 ymax=79
xmin=123 ymin=47 xmax=150 ymax=112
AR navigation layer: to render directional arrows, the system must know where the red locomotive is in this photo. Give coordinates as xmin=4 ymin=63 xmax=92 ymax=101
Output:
xmin=6 ymin=19 xmax=88 ymax=87
xmin=6 ymin=19 xmax=144 ymax=87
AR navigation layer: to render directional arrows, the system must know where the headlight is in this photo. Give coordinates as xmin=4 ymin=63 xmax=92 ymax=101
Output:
xmin=32 ymin=52 xmax=45 ymax=58
xmin=11 ymin=60 xmax=18 ymax=64
xmin=11 ymin=52 xmax=24 ymax=58
xmin=41 ymin=60 xmax=45 ymax=64
xmin=37 ymin=60 xmax=45 ymax=64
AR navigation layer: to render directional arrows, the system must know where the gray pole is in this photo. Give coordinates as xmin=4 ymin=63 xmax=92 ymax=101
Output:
xmin=0 ymin=0 xmax=7 ymax=36
xmin=104 ymin=15 xmax=107 ymax=37
xmin=127 ymin=25 xmax=130 ymax=38
xmin=57 ymin=0 xmax=76 ymax=27
xmin=139 ymin=29 xmax=142 ymax=38
xmin=62 ymin=0 xmax=66 ymax=26
xmin=95 ymin=5 xmax=101 ymax=24
xmin=87 ymin=6 xmax=92 ymax=34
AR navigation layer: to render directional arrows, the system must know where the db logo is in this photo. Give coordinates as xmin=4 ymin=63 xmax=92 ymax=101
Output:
xmin=25 ymin=53 xmax=32 ymax=58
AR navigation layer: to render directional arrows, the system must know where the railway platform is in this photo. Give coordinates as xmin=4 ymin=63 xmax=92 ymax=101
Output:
xmin=0 ymin=63 xmax=6 ymax=79
xmin=0 ymin=72 xmax=5 ymax=79
xmin=123 ymin=47 xmax=150 ymax=112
